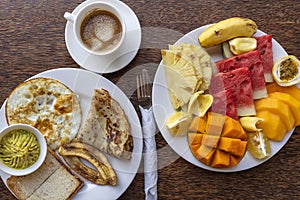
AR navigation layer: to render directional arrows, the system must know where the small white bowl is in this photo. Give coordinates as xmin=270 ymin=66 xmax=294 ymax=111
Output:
xmin=0 ymin=124 xmax=47 ymax=176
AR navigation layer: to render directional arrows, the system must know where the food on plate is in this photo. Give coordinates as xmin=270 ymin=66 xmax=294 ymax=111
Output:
xmin=209 ymin=67 xmax=256 ymax=116
xmin=210 ymin=89 xmax=238 ymax=120
xmin=221 ymin=41 xmax=234 ymax=59
xmin=77 ymin=89 xmax=133 ymax=160
xmin=161 ymin=42 xmax=213 ymax=109
xmin=255 ymin=98 xmax=295 ymax=131
xmin=215 ymin=50 xmax=267 ymax=99
xmin=188 ymin=112 xmax=247 ymax=168
xmin=161 ymin=50 xmax=198 ymax=109
xmin=187 ymin=91 xmax=213 ymax=117
xmin=228 ymin=37 xmax=257 ymax=55
xmin=255 ymin=34 xmax=274 ymax=82
xmin=272 ymin=55 xmax=300 ymax=86
xmin=59 ymin=142 xmax=117 ymax=186
xmin=0 ymin=129 xmax=40 ymax=169
xmin=239 ymin=117 xmax=263 ymax=132
xmin=247 ymin=131 xmax=271 ymax=160
xmin=168 ymin=43 xmax=213 ymax=91
xmin=7 ymin=148 xmax=83 ymax=200
xmin=266 ymin=82 xmax=300 ymax=100
xmin=255 ymin=111 xmax=286 ymax=141
xmin=166 ymin=111 xmax=192 ymax=136
xmin=198 ymin=17 xmax=257 ymax=47
xmin=5 ymin=77 xmax=82 ymax=150
xmin=267 ymin=92 xmax=300 ymax=126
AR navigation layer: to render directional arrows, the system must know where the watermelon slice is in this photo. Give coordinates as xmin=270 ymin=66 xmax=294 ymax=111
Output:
xmin=255 ymin=34 xmax=274 ymax=82
xmin=215 ymin=50 xmax=267 ymax=99
xmin=211 ymin=89 xmax=238 ymax=120
xmin=209 ymin=67 xmax=256 ymax=116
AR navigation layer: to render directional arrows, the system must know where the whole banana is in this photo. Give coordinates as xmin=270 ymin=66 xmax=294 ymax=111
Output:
xmin=199 ymin=17 xmax=257 ymax=47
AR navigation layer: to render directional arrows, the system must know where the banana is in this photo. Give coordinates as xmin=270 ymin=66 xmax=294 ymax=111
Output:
xmin=199 ymin=17 xmax=257 ymax=47
xmin=59 ymin=142 xmax=118 ymax=186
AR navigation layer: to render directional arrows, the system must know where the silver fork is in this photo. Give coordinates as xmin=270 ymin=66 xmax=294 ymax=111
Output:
xmin=136 ymin=69 xmax=157 ymax=200
xmin=136 ymin=69 xmax=152 ymax=109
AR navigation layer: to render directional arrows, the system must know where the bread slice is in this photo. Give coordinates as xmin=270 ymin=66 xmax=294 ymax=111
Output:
xmin=7 ymin=148 xmax=83 ymax=200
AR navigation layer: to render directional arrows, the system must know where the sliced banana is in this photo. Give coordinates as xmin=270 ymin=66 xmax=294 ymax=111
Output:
xmin=272 ymin=55 xmax=300 ymax=86
xmin=187 ymin=91 xmax=213 ymax=117
xmin=239 ymin=117 xmax=264 ymax=132
xmin=228 ymin=37 xmax=257 ymax=55
xmin=166 ymin=111 xmax=192 ymax=136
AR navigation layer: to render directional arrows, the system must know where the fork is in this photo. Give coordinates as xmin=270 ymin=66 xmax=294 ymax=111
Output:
xmin=136 ymin=69 xmax=152 ymax=109
xmin=136 ymin=69 xmax=158 ymax=200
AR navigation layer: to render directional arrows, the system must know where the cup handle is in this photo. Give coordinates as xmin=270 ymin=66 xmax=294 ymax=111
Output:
xmin=64 ymin=12 xmax=75 ymax=23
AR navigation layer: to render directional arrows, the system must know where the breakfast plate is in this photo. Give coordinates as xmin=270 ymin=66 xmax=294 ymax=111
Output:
xmin=65 ymin=0 xmax=141 ymax=74
xmin=0 ymin=68 xmax=143 ymax=199
xmin=152 ymin=25 xmax=292 ymax=172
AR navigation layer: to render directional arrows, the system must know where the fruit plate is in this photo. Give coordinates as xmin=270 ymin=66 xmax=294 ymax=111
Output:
xmin=0 ymin=68 xmax=143 ymax=199
xmin=152 ymin=25 xmax=292 ymax=172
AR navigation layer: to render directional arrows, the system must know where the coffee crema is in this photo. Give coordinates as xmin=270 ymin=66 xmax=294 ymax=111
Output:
xmin=80 ymin=10 xmax=123 ymax=53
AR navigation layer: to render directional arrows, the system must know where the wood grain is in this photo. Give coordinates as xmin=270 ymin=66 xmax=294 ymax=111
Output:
xmin=0 ymin=0 xmax=299 ymax=199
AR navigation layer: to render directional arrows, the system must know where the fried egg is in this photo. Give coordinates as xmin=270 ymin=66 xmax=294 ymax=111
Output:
xmin=5 ymin=78 xmax=82 ymax=150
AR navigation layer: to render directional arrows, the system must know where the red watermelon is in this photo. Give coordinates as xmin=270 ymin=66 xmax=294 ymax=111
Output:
xmin=215 ymin=50 xmax=267 ymax=100
xmin=209 ymin=67 xmax=256 ymax=117
xmin=211 ymin=89 xmax=238 ymax=120
xmin=255 ymin=34 xmax=274 ymax=82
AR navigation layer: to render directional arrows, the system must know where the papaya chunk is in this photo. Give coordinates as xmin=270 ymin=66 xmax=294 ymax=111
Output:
xmin=266 ymin=82 xmax=300 ymax=100
xmin=201 ymin=134 xmax=220 ymax=148
xmin=189 ymin=116 xmax=207 ymax=133
xmin=268 ymin=92 xmax=300 ymax=126
xmin=196 ymin=145 xmax=216 ymax=166
xmin=205 ymin=112 xmax=225 ymax=136
xmin=255 ymin=97 xmax=295 ymax=131
xmin=256 ymin=110 xmax=287 ymax=141
xmin=211 ymin=150 xmax=230 ymax=168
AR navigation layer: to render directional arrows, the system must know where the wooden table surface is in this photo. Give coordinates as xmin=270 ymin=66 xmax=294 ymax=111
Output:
xmin=1 ymin=0 xmax=300 ymax=199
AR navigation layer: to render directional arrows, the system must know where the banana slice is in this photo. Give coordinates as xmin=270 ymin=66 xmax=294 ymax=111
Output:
xmin=239 ymin=117 xmax=263 ymax=132
xmin=188 ymin=91 xmax=213 ymax=117
xmin=166 ymin=111 xmax=192 ymax=136
xmin=272 ymin=55 xmax=300 ymax=86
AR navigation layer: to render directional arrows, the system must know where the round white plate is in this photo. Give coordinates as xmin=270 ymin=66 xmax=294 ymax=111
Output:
xmin=0 ymin=68 xmax=143 ymax=199
xmin=65 ymin=0 xmax=141 ymax=74
xmin=152 ymin=25 xmax=291 ymax=172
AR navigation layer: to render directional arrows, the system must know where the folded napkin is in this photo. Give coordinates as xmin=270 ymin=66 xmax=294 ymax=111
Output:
xmin=139 ymin=106 xmax=158 ymax=200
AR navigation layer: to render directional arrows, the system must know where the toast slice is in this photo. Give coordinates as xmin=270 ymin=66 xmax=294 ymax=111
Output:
xmin=7 ymin=148 xmax=83 ymax=200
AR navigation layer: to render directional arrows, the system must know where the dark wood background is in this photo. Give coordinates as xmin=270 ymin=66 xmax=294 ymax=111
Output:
xmin=0 ymin=0 xmax=300 ymax=199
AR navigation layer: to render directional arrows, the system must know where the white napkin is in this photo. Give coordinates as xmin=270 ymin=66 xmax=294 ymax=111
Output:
xmin=139 ymin=106 xmax=158 ymax=200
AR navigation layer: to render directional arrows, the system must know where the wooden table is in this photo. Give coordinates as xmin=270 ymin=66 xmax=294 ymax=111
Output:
xmin=1 ymin=0 xmax=300 ymax=199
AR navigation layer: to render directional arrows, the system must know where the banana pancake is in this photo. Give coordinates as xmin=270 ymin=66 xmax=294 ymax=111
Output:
xmin=5 ymin=77 xmax=82 ymax=150
xmin=77 ymin=88 xmax=133 ymax=160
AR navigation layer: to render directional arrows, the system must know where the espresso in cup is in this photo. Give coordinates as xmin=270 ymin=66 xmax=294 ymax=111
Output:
xmin=80 ymin=9 xmax=123 ymax=53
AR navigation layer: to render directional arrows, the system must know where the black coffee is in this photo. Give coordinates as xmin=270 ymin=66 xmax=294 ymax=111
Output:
xmin=80 ymin=10 xmax=122 ymax=53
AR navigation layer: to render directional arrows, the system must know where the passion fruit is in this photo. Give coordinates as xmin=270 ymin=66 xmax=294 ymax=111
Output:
xmin=272 ymin=55 xmax=300 ymax=86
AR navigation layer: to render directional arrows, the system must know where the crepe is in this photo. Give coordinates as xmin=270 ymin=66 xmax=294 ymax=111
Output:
xmin=77 ymin=89 xmax=133 ymax=160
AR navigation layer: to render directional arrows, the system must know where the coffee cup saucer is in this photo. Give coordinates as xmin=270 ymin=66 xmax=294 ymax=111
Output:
xmin=65 ymin=0 xmax=141 ymax=74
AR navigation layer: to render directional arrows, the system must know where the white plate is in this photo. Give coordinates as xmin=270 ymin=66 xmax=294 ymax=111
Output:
xmin=65 ymin=0 xmax=141 ymax=74
xmin=0 ymin=68 xmax=143 ymax=199
xmin=152 ymin=25 xmax=291 ymax=172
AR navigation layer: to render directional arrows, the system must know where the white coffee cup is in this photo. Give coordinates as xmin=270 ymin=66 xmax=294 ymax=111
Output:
xmin=64 ymin=1 xmax=126 ymax=56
